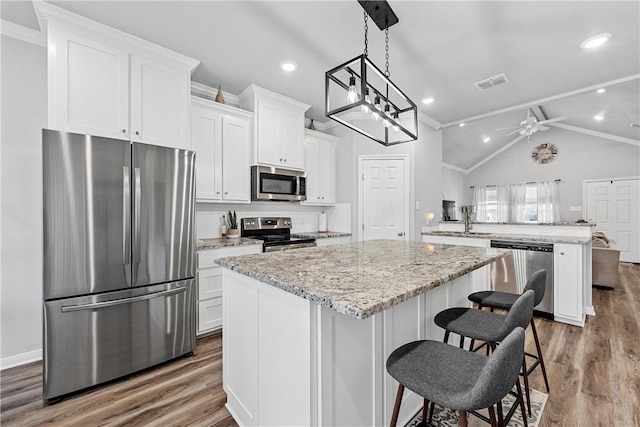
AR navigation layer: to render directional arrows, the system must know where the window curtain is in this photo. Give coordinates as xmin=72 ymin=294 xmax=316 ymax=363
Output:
xmin=471 ymin=186 xmax=487 ymax=222
xmin=510 ymin=183 xmax=528 ymax=223
xmin=537 ymin=180 xmax=559 ymax=223
xmin=496 ymin=186 xmax=510 ymax=222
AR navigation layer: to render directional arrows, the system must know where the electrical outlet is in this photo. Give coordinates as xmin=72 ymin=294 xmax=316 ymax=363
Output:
xmin=569 ymin=206 xmax=582 ymax=212
xmin=415 ymin=201 xmax=420 ymax=210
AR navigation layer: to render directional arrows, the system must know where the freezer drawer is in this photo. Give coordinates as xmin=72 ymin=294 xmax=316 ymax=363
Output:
xmin=43 ymin=280 xmax=196 ymax=401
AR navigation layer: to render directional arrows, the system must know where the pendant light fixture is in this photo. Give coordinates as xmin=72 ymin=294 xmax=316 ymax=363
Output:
xmin=325 ymin=1 xmax=418 ymax=146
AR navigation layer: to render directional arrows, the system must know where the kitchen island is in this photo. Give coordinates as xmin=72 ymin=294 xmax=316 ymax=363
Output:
xmin=216 ymin=240 xmax=509 ymax=426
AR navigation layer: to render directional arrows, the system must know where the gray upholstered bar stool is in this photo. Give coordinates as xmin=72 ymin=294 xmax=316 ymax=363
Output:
xmin=468 ymin=270 xmax=550 ymax=396
xmin=433 ymin=290 xmax=534 ymax=422
xmin=386 ymin=327 xmax=526 ymax=427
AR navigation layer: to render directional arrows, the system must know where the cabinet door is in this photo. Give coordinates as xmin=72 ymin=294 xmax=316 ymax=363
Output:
xmin=554 ymin=244 xmax=583 ymax=323
xmin=304 ymin=140 xmax=321 ymax=204
xmin=256 ymin=100 xmax=282 ymax=166
xmin=190 ymin=104 xmax=222 ymax=201
xmin=319 ymin=141 xmax=336 ymax=204
xmin=49 ymin=25 xmax=129 ymax=140
xmin=222 ymin=115 xmax=251 ymax=202
xmin=130 ymin=55 xmax=190 ymax=149
xmin=281 ymin=108 xmax=305 ymax=170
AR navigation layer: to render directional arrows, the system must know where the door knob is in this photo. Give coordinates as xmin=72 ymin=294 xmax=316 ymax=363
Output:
xmin=397 ymin=232 xmax=404 ymax=236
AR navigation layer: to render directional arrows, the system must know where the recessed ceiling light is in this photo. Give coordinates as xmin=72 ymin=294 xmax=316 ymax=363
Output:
xmin=597 ymin=88 xmax=606 ymax=94
xmin=594 ymin=115 xmax=604 ymax=121
xmin=280 ymin=60 xmax=297 ymax=72
xmin=459 ymin=123 xmax=465 ymax=127
xmin=421 ymin=97 xmax=435 ymax=105
xmin=483 ymin=137 xmax=491 ymax=143
xmin=580 ymin=33 xmax=612 ymax=49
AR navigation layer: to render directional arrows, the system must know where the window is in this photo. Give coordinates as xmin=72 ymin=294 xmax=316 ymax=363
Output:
xmin=471 ymin=181 xmax=558 ymax=223
xmin=485 ymin=187 xmax=498 ymax=222
xmin=522 ymin=184 xmax=538 ymax=223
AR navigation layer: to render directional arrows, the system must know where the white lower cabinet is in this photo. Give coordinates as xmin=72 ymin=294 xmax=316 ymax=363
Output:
xmin=554 ymin=243 xmax=584 ymax=326
xmin=196 ymin=244 xmax=262 ymax=335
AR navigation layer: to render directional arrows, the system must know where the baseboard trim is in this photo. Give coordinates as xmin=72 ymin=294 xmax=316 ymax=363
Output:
xmin=1 ymin=348 xmax=42 ymax=371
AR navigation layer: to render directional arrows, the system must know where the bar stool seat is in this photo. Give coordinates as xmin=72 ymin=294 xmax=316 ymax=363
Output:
xmin=386 ymin=327 xmax=526 ymax=427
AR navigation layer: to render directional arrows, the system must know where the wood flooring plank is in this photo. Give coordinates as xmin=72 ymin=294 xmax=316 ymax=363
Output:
xmin=2 ymin=265 xmax=640 ymax=426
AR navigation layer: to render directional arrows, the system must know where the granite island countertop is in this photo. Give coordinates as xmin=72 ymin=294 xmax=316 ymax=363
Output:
xmin=215 ymin=240 xmax=509 ymax=319
xmin=301 ymin=231 xmax=352 ymax=239
xmin=422 ymin=231 xmax=590 ymax=244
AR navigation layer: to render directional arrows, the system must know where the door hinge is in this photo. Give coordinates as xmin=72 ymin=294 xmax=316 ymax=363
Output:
xmin=362 ymin=223 xmax=365 ymax=231
xmin=362 ymin=173 xmax=364 ymax=181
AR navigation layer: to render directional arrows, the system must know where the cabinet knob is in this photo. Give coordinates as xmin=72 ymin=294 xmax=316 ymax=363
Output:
xmin=135 ymin=131 xmax=140 ymax=136
xmin=317 ymin=196 xmax=320 ymax=200
xmin=224 ymin=192 xmax=228 ymax=195
xmin=560 ymin=252 xmax=565 ymax=255
xmin=321 ymin=197 xmax=325 ymax=199
xmin=122 ymin=129 xmax=127 ymax=134
xmin=216 ymin=191 xmax=221 ymax=195
xmin=284 ymin=158 xmax=287 ymax=163
xmin=280 ymin=158 xmax=283 ymax=162
xmin=398 ymin=232 xmax=405 ymax=237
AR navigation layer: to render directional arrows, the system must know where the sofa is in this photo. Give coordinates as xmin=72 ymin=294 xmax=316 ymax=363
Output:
xmin=591 ymin=232 xmax=620 ymax=288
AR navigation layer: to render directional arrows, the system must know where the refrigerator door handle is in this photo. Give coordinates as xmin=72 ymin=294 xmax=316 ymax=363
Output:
xmin=60 ymin=286 xmax=186 ymax=313
xmin=134 ymin=167 xmax=141 ymax=264
xmin=123 ymin=167 xmax=131 ymax=266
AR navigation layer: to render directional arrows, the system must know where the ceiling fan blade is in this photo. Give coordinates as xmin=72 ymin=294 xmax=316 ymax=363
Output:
xmin=537 ymin=116 xmax=567 ymax=125
xmin=495 ymin=126 xmax=521 ymax=131
xmin=506 ymin=129 xmax=522 ymax=136
xmin=536 ymin=125 xmax=551 ymax=131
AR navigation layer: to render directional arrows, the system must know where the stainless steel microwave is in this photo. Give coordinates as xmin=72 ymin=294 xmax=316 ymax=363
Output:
xmin=251 ymin=165 xmax=307 ymax=202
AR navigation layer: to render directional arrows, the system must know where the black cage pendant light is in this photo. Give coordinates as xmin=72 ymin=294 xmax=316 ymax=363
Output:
xmin=325 ymin=1 xmax=418 ymax=146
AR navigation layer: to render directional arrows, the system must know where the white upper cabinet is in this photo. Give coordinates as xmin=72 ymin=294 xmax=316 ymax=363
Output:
xmin=239 ymin=85 xmax=310 ymax=170
xmin=37 ymin=1 xmax=198 ymax=149
xmin=302 ymin=130 xmax=338 ymax=206
xmin=190 ymin=97 xmax=252 ymax=203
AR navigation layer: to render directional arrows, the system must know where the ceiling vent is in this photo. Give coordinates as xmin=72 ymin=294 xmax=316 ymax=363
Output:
xmin=474 ymin=73 xmax=510 ymax=90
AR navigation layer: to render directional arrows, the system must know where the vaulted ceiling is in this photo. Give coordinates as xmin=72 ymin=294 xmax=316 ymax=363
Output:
xmin=2 ymin=1 xmax=639 ymax=170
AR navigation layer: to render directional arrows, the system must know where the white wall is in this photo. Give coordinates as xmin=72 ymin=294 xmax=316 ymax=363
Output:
xmin=1 ymin=35 xmax=47 ymax=367
xmin=331 ymin=120 xmax=442 ymax=242
xmin=465 ymin=128 xmax=640 ymax=221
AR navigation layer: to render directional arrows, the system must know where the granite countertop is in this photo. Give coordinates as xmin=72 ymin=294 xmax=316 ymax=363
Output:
xmin=215 ymin=240 xmax=509 ymax=320
xmin=301 ymin=231 xmax=352 ymax=239
xmin=439 ymin=221 xmax=595 ymax=227
xmin=421 ymin=231 xmax=590 ymax=244
xmin=197 ymin=237 xmax=263 ymax=250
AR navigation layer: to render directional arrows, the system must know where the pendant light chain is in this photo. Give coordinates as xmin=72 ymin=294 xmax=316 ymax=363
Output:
xmin=385 ymin=28 xmax=390 ymax=77
xmin=363 ymin=10 xmax=369 ymax=57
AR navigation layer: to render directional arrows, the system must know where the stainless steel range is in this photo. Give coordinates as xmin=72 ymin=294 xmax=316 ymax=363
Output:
xmin=241 ymin=217 xmax=316 ymax=252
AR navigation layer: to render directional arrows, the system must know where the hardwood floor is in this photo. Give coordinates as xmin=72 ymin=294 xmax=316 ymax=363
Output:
xmin=2 ymin=263 xmax=639 ymax=426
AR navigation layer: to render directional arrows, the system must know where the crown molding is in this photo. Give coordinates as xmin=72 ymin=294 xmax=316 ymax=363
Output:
xmin=191 ymin=82 xmax=240 ymax=108
xmin=0 ymin=20 xmax=46 ymax=47
xmin=442 ymin=162 xmax=467 ymax=174
xmin=548 ymin=122 xmax=640 ymax=147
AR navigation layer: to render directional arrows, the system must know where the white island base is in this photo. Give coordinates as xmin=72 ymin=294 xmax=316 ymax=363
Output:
xmin=222 ymin=267 xmax=490 ymax=427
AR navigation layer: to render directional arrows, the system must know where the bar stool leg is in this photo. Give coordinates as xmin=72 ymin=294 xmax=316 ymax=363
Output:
xmin=488 ymin=404 xmax=498 ymax=427
xmin=389 ymin=384 xmax=404 ymax=427
xmin=496 ymin=400 xmax=505 ymax=427
xmin=422 ymin=398 xmax=429 ymax=424
xmin=516 ymin=378 xmax=529 ymax=427
xmin=530 ymin=319 xmax=550 ymax=392
xmin=459 ymin=410 xmax=468 ymax=427
xmin=521 ymin=358 xmax=532 ymax=416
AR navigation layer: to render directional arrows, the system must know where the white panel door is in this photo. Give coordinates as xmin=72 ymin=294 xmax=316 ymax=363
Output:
xmin=50 ymin=25 xmax=129 ymax=139
xmin=362 ymin=158 xmax=408 ymax=241
xmin=586 ymin=178 xmax=640 ymax=262
xmin=190 ymin=104 xmax=222 ymax=201
xmin=221 ymin=115 xmax=251 ymax=202
xmin=130 ymin=55 xmax=190 ymax=149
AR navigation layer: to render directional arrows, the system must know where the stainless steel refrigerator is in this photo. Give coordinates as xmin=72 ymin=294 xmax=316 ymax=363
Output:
xmin=42 ymin=129 xmax=196 ymax=402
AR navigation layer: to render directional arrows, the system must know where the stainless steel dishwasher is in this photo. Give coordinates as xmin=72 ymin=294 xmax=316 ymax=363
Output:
xmin=490 ymin=240 xmax=554 ymax=319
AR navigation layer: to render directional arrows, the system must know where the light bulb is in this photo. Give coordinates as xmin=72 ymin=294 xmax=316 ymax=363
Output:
xmin=361 ymin=88 xmax=371 ymax=113
xmin=372 ymin=95 xmax=382 ymax=121
xmin=392 ymin=112 xmax=400 ymax=132
xmin=347 ymin=76 xmax=358 ymax=104
xmin=383 ymin=105 xmax=392 ymax=128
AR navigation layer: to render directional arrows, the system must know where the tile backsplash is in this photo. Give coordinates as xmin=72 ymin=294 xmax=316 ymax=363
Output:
xmin=196 ymin=202 xmax=352 ymax=239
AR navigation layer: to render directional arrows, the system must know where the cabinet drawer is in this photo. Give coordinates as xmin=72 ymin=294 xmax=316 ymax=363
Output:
xmin=198 ymin=298 xmax=222 ymax=334
xmin=198 ymin=268 xmax=223 ymax=300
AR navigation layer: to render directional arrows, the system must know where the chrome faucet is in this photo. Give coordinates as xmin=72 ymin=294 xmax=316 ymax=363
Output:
xmin=462 ymin=206 xmax=473 ymax=233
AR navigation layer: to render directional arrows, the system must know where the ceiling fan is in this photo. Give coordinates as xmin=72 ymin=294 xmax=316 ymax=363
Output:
xmin=496 ymin=108 xmax=567 ymax=138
